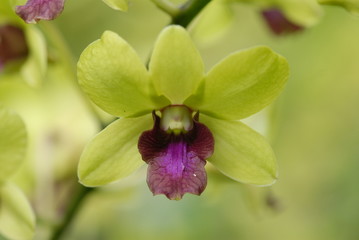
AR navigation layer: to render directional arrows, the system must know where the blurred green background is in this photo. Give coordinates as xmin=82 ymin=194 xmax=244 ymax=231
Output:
xmin=4 ymin=0 xmax=359 ymax=239
xmin=55 ymin=1 xmax=359 ymax=240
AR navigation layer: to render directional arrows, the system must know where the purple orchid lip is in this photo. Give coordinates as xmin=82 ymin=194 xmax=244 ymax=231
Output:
xmin=15 ymin=0 xmax=65 ymax=23
xmin=138 ymin=110 xmax=214 ymax=200
xmin=0 ymin=24 xmax=28 ymax=69
xmin=261 ymin=8 xmax=303 ymax=35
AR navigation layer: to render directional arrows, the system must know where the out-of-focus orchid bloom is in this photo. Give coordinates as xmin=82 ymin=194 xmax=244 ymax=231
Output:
xmin=15 ymin=0 xmax=65 ymax=23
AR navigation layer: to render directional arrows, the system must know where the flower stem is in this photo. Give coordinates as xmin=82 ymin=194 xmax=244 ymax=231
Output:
xmin=50 ymin=185 xmax=94 ymax=240
xmin=171 ymin=0 xmax=212 ymax=28
xmin=152 ymin=0 xmax=212 ymax=28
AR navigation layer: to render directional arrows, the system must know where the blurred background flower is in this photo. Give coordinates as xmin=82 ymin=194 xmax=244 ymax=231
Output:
xmin=0 ymin=24 xmax=28 ymax=69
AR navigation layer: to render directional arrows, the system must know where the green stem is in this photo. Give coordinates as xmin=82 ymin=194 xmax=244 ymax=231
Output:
xmin=50 ymin=186 xmax=94 ymax=240
xmin=152 ymin=0 xmax=212 ymax=28
xmin=171 ymin=0 xmax=212 ymax=28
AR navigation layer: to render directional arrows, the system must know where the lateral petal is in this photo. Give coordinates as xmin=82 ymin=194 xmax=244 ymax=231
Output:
xmin=201 ymin=114 xmax=278 ymax=186
xmin=78 ymin=115 xmax=152 ymax=186
xmin=186 ymin=46 xmax=289 ymax=120
xmin=78 ymin=31 xmax=169 ymax=118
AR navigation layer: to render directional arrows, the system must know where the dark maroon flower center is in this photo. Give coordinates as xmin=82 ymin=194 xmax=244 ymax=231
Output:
xmin=261 ymin=8 xmax=303 ymax=35
xmin=138 ymin=106 xmax=214 ymax=200
xmin=0 ymin=24 xmax=28 ymax=70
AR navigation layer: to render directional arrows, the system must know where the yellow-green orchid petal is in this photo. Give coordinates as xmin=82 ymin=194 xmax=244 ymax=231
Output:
xmin=102 ymin=0 xmax=128 ymax=11
xmin=0 ymin=107 xmax=27 ymax=183
xmin=280 ymin=0 xmax=323 ymax=27
xmin=149 ymin=25 xmax=205 ymax=104
xmin=78 ymin=31 xmax=169 ymax=118
xmin=0 ymin=182 xmax=35 ymax=240
xmin=319 ymin=0 xmax=359 ymax=15
xmin=191 ymin=0 xmax=234 ymax=45
xmin=78 ymin=115 xmax=152 ymax=186
xmin=201 ymin=115 xmax=277 ymax=186
xmin=186 ymin=46 xmax=289 ymax=120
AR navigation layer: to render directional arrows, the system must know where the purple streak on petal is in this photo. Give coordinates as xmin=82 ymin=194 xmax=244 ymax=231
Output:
xmin=138 ymin=113 xmax=214 ymax=200
xmin=15 ymin=0 xmax=65 ymax=23
xmin=261 ymin=9 xmax=303 ymax=35
xmin=0 ymin=24 xmax=28 ymax=70
xmin=145 ymin=136 xmax=207 ymax=200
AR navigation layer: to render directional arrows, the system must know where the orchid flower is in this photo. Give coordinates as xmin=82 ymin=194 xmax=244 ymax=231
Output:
xmin=77 ymin=25 xmax=289 ymax=200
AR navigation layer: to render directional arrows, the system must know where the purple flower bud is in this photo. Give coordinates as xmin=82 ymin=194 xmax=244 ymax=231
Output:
xmin=0 ymin=24 xmax=28 ymax=70
xmin=261 ymin=8 xmax=303 ymax=35
xmin=16 ymin=0 xmax=65 ymax=24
